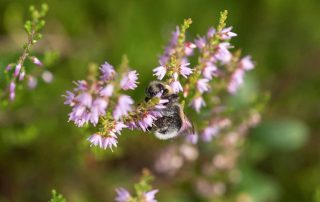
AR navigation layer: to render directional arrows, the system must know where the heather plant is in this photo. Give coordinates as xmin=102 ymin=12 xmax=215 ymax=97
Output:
xmin=64 ymin=10 xmax=261 ymax=152
xmin=1 ymin=4 xmax=52 ymax=102
xmin=115 ymin=170 xmax=159 ymax=202
xmin=61 ymin=10 xmax=267 ymax=201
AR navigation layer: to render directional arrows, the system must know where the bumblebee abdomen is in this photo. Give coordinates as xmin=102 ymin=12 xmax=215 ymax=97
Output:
xmin=153 ymin=104 xmax=183 ymax=140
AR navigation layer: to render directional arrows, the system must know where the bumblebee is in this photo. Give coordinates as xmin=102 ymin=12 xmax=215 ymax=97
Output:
xmin=145 ymin=81 xmax=193 ymax=140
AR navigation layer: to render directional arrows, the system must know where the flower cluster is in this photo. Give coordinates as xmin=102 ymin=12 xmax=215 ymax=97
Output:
xmin=64 ymin=57 xmax=169 ymax=150
xmin=64 ymin=58 xmax=141 ymax=150
xmin=152 ymin=11 xmax=255 ymax=114
xmin=64 ymin=62 xmax=119 ymax=127
xmin=188 ymin=26 xmax=237 ymax=111
xmin=153 ymin=19 xmax=195 ymax=93
xmin=3 ymin=4 xmax=52 ymax=101
xmin=115 ymin=170 xmax=159 ymax=202
xmin=228 ymin=55 xmax=255 ymax=94
xmin=87 ymin=121 xmax=127 ymax=150
xmin=187 ymin=16 xmax=247 ymax=112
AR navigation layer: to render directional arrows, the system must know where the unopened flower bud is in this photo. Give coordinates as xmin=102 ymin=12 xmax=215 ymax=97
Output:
xmin=19 ymin=71 xmax=26 ymax=81
xmin=30 ymin=56 xmax=43 ymax=66
xmin=9 ymin=81 xmax=16 ymax=101
xmin=14 ymin=64 xmax=22 ymax=77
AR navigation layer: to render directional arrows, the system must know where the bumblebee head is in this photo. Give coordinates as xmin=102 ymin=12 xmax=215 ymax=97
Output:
xmin=145 ymin=81 xmax=171 ymax=99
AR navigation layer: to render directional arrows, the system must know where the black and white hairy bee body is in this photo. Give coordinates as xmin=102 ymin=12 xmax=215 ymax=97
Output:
xmin=145 ymin=81 xmax=193 ymax=140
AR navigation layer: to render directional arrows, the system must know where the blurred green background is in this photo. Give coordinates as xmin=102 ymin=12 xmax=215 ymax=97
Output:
xmin=0 ymin=0 xmax=319 ymax=201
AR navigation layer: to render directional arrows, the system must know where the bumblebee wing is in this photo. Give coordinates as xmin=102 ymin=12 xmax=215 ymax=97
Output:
xmin=177 ymin=104 xmax=195 ymax=135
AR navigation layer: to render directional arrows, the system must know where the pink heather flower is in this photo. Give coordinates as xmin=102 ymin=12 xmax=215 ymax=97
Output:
xmin=74 ymin=80 xmax=88 ymax=92
xmin=102 ymin=136 xmax=118 ymax=150
xmin=159 ymin=55 xmax=169 ymax=66
xmin=88 ymin=108 xmax=105 ymax=126
xmin=68 ymin=93 xmax=107 ymax=127
xmin=185 ymin=42 xmax=196 ymax=56
xmin=5 ymin=64 xmax=13 ymax=71
xmin=202 ymin=126 xmax=219 ymax=142
xmin=139 ymin=114 xmax=156 ymax=131
xmin=191 ymin=96 xmax=206 ymax=112
xmin=195 ymin=37 xmax=206 ymax=49
xmin=186 ymin=133 xmax=199 ymax=144
xmin=228 ymin=68 xmax=245 ymax=94
xmin=215 ymin=42 xmax=232 ymax=64
xmin=153 ymin=64 xmax=167 ymax=80
xmin=115 ymin=188 xmax=131 ymax=202
xmin=91 ymin=98 xmax=108 ymax=123
xmin=30 ymin=56 xmax=43 ymax=66
xmin=113 ymin=122 xmax=127 ymax=134
xmin=142 ymin=189 xmax=158 ymax=202
xmin=9 ymin=81 xmax=16 ymax=101
xmin=19 ymin=71 xmax=25 ymax=81
xmin=87 ymin=133 xmax=103 ymax=148
xmin=197 ymin=79 xmax=209 ymax=93
xmin=154 ymin=99 xmax=169 ymax=109
xmin=100 ymin=84 xmax=114 ymax=97
xmin=138 ymin=113 xmax=156 ymax=131
xmin=170 ymin=80 xmax=183 ymax=93
xmin=120 ymin=70 xmax=139 ymax=90
xmin=27 ymin=76 xmax=38 ymax=89
xmin=100 ymin=61 xmax=116 ymax=81
xmin=207 ymin=27 xmax=216 ymax=38
xmin=240 ymin=55 xmax=254 ymax=70
xmin=126 ymin=121 xmax=137 ymax=130
xmin=180 ymin=61 xmax=193 ymax=78
xmin=220 ymin=27 xmax=237 ymax=40
xmin=14 ymin=63 xmax=22 ymax=77
xmin=149 ymin=110 xmax=163 ymax=118
xmin=113 ymin=95 xmax=134 ymax=120
xmin=68 ymin=105 xmax=88 ymax=127
xmin=63 ymin=91 xmax=75 ymax=106
xmin=77 ymin=92 xmax=92 ymax=107
xmin=202 ymin=62 xmax=218 ymax=80
xmin=143 ymin=114 xmax=156 ymax=126
xmin=171 ymin=27 xmax=180 ymax=44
